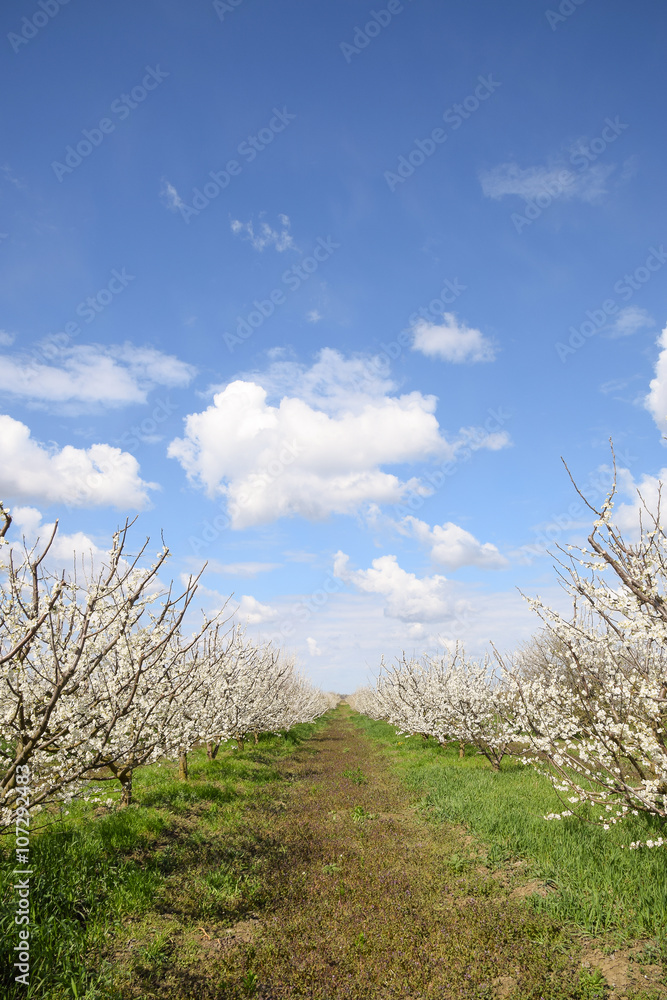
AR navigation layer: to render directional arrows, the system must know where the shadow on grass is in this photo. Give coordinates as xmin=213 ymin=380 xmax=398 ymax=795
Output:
xmin=0 ymin=718 xmax=335 ymax=1000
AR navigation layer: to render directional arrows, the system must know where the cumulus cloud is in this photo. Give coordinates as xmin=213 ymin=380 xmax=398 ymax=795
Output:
xmin=333 ymin=551 xmax=473 ymax=624
xmin=6 ymin=506 xmax=107 ymax=567
xmin=0 ymin=415 xmax=156 ymax=508
xmin=231 ymin=347 xmax=395 ymax=415
xmin=400 ymin=516 xmax=508 ymax=570
xmin=234 ymin=594 xmax=279 ymax=624
xmin=306 ymin=636 xmax=322 ymax=656
xmin=170 ymin=358 xmax=455 ymax=528
xmin=611 ymin=465 xmax=667 ymax=539
xmin=607 ymin=305 xmax=654 ymax=339
xmin=0 ymin=341 xmax=195 ymax=410
xmin=410 ymin=313 xmax=496 ymax=363
xmin=479 ymin=160 xmax=614 ymax=204
xmin=171 ymin=350 xmax=510 ymax=528
xmin=644 ymin=325 xmax=667 ymax=435
xmin=230 ymin=213 xmax=295 ymax=252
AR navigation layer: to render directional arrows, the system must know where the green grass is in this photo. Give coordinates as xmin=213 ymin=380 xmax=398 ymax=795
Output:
xmin=5 ymin=710 xmax=666 ymax=998
xmin=0 ymin=720 xmax=327 ymax=1000
xmin=353 ymin=713 xmax=667 ymax=943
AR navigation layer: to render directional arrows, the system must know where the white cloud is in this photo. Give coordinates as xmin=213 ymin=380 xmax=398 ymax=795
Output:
xmin=0 ymin=341 xmax=195 ymax=410
xmin=607 ymin=305 xmax=654 ymax=339
xmin=170 ymin=364 xmax=438 ymax=528
xmin=160 ymin=178 xmax=185 ymax=212
xmin=231 ymin=347 xmax=395 ymax=415
xmin=306 ymin=310 xmax=322 ymax=323
xmin=6 ymin=506 xmax=107 ymax=566
xmin=479 ymin=161 xmax=614 ymax=204
xmin=0 ymin=330 xmax=15 ymax=347
xmin=612 ymin=465 xmax=667 ymax=538
xmin=230 ymin=214 xmax=295 ymax=252
xmin=171 ymin=350 xmax=509 ymax=528
xmin=306 ymin=636 xmax=322 ymax=656
xmin=234 ymin=594 xmax=279 ymax=624
xmin=401 ymin=516 xmax=508 ymax=570
xmin=411 ymin=313 xmax=496 ymax=363
xmin=644 ymin=325 xmax=667 ymax=435
xmin=333 ymin=551 xmax=472 ymax=624
xmin=254 ymin=582 xmax=569 ymax=693
xmin=0 ymin=415 xmax=156 ymax=508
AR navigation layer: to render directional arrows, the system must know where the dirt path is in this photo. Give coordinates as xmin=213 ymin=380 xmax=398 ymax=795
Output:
xmin=220 ymin=709 xmax=583 ymax=999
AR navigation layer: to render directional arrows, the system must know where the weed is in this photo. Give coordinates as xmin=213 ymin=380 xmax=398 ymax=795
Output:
xmin=351 ymin=805 xmax=375 ymax=824
xmin=342 ymin=765 xmax=368 ymax=785
xmin=578 ymin=967 xmax=608 ymax=998
xmin=242 ymin=969 xmax=258 ymax=995
xmin=352 ymin=930 xmax=368 ymax=951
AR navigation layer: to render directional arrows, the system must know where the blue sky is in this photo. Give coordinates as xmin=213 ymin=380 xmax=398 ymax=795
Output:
xmin=1 ymin=0 xmax=666 ymax=692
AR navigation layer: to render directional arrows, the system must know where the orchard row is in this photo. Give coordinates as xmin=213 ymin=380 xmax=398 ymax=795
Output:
xmin=0 ymin=503 xmax=336 ymax=830
xmin=351 ymin=476 xmax=667 ymax=849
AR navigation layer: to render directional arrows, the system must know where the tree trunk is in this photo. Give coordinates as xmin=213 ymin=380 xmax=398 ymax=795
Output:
xmin=253 ymin=731 xmax=259 ymax=745
xmin=179 ymin=751 xmax=188 ymax=781
xmin=459 ymin=741 xmax=466 ymax=759
xmin=206 ymin=741 xmax=220 ymax=760
xmin=119 ymin=768 xmax=133 ymax=807
xmin=236 ymin=735 xmax=244 ymax=751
